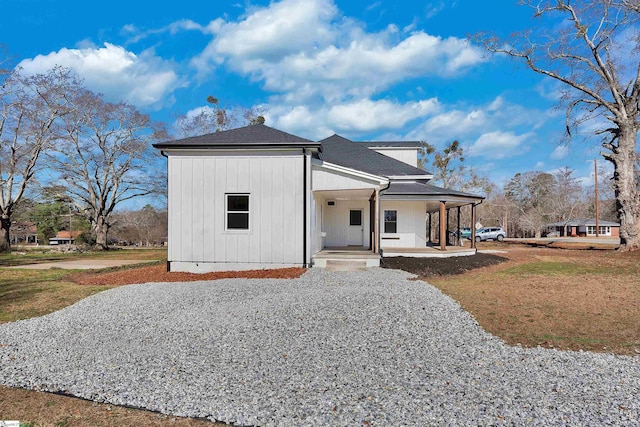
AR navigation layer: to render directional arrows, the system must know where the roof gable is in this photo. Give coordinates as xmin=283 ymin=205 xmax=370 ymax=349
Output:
xmin=319 ymin=134 xmax=431 ymax=177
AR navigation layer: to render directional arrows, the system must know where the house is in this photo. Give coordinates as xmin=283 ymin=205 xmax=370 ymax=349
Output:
xmin=49 ymin=230 xmax=82 ymax=245
xmin=153 ymin=124 xmax=484 ymax=273
xmin=545 ymin=219 xmax=620 ymax=238
xmin=12 ymin=221 xmax=39 ymax=245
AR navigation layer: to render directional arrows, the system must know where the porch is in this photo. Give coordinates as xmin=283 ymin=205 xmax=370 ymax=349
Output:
xmin=311 ymin=244 xmax=477 ymax=268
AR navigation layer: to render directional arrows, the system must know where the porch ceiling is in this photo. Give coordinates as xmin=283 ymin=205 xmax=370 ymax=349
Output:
xmin=425 ymin=200 xmax=476 ymax=213
xmin=314 ymin=188 xmax=375 ymax=200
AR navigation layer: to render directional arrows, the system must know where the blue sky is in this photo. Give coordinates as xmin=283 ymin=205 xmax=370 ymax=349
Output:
xmin=1 ymin=0 xmax=607 ymax=192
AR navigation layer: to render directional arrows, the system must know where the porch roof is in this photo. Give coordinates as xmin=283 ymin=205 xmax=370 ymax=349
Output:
xmin=380 ymin=181 xmax=484 ymax=210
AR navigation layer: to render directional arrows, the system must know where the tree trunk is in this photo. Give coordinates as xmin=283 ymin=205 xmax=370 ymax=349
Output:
xmin=94 ymin=216 xmax=110 ymax=250
xmin=0 ymin=216 xmax=11 ymax=253
xmin=611 ymin=126 xmax=640 ymax=251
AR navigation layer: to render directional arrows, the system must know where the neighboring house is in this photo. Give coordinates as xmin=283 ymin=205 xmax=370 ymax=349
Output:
xmin=12 ymin=221 xmax=39 ymax=244
xmin=153 ymin=124 xmax=484 ymax=273
xmin=49 ymin=230 xmax=82 ymax=245
xmin=545 ymin=219 xmax=620 ymax=237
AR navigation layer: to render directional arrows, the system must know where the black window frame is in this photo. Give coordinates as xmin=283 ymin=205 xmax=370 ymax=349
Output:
xmin=384 ymin=210 xmax=397 ymax=233
xmin=226 ymin=193 xmax=250 ymax=231
xmin=349 ymin=209 xmax=362 ymax=226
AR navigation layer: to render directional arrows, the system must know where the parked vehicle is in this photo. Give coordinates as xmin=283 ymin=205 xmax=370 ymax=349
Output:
xmin=459 ymin=227 xmax=472 ymax=239
xmin=475 ymin=227 xmax=506 ymax=242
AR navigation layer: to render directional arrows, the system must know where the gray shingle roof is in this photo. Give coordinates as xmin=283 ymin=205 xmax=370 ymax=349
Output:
xmin=363 ymin=141 xmax=423 ymax=148
xmin=153 ymin=124 xmax=319 ymax=149
xmin=319 ymin=134 xmax=431 ymax=177
xmin=382 ymin=182 xmax=484 ymax=199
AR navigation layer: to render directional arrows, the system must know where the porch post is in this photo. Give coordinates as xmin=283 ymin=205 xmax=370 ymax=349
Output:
xmin=428 ymin=212 xmax=432 ymax=243
xmin=457 ymin=206 xmax=461 ymax=246
xmin=439 ymin=201 xmax=446 ymax=251
xmin=446 ymin=208 xmax=451 ymax=245
xmin=471 ymin=203 xmax=477 ymax=250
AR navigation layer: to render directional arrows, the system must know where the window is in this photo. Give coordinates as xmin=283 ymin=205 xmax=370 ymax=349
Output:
xmin=350 ymin=210 xmax=362 ymax=226
xmin=587 ymin=225 xmax=611 ymax=235
xmin=226 ymin=194 xmax=250 ymax=230
xmin=384 ymin=210 xmax=397 ymax=233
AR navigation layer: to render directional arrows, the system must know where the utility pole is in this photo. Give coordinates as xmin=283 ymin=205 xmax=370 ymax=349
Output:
xmin=594 ymin=158 xmax=599 ymax=238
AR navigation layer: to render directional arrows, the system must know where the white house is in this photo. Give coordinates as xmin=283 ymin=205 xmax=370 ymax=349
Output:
xmin=154 ymin=124 xmax=484 ymax=273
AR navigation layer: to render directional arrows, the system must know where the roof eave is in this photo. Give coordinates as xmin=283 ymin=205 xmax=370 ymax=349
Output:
xmin=153 ymin=142 xmax=322 ymax=151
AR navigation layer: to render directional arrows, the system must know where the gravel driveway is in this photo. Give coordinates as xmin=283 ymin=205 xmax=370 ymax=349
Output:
xmin=0 ymin=268 xmax=638 ymax=426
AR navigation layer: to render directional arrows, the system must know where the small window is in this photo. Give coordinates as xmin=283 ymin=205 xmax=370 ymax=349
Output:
xmin=384 ymin=210 xmax=397 ymax=233
xmin=226 ymin=194 xmax=249 ymax=230
xmin=350 ymin=210 xmax=362 ymax=226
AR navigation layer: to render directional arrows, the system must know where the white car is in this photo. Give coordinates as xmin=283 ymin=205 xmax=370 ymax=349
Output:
xmin=475 ymin=227 xmax=506 ymax=242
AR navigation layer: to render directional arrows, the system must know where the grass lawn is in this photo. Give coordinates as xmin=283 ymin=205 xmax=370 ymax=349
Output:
xmin=428 ymin=242 xmax=640 ymax=355
xmin=0 ymin=247 xmax=166 ymax=267
xmin=0 ymin=244 xmax=638 ymax=425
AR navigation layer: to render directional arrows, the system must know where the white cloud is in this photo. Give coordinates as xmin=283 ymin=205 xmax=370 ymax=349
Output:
xmin=550 ymin=145 xmax=569 ymax=160
xmin=425 ymin=2 xmax=447 ymax=19
xmin=204 ymin=0 xmax=338 ymax=62
xmin=123 ymin=19 xmax=206 ymax=44
xmin=468 ymin=131 xmax=534 ymax=159
xmin=18 ymin=43 xmax=184 ymax=109
xmin=264 ymin=97 xmax=439 ymax=139
xmin=191 ymin=0 xmax=485 ymax=101
xmin=405 ymin=95 xmax=551 ymax=148
xmin=326 ymin=98 xmax=439 ymax=131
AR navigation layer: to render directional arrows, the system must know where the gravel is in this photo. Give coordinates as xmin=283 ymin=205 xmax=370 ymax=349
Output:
xmin=0 ymin=268 xmax=639 ymax=426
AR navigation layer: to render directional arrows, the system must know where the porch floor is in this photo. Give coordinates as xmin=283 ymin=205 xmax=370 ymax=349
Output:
xmin=382 ymin=245 xmax=476 ymax=258
xmin=312 ymin=244 xmax=477 ymax=269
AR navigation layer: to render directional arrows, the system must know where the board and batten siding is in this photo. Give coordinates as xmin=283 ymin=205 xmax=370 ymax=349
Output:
xmin=380 ymin=200 xmax=427 ymax=248
xmin=167 ymin=152 xmax=305 ymax=272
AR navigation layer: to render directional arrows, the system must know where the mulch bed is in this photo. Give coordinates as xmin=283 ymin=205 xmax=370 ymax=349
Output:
xmin=69 ymin=264 xmax=306 ymax=286
xmin=381 ymin=253 xmax=508 ymax=276
xmin=70 ymin=253 xmax=509 ymax=286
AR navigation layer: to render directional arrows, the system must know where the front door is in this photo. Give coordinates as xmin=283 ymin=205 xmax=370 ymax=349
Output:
xmin=347 ymin=209 xmax=363 ymax=246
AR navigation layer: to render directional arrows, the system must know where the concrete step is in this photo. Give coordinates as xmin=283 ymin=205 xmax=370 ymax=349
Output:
xmin=324 ymin=260 xmax=368 ymax=271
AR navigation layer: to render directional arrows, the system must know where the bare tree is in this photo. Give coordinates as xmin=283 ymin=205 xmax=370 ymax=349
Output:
xmin=551 ymin=167 xmax=588 ymax=224
xmin=111 ymin=205 xmax=167 ymax=246
xmin=475 ymin=1 xmax=640 ymax=250
xmin=49 ymin=86 xmax=167 ymax=249
xmin=419 ymin=140 xmax=492 ymax=194
xmin=0 ymin=65 xmax=75 ymax=252
xmin=174 ymin=96 xmax=266 ymax=138
xmin=505 ymin=171 xmax=558 ymax=237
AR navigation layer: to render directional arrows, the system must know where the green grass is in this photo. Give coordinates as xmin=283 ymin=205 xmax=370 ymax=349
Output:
xmin=499 ymin=261 xmax=617 ymax=276
xmin=0 ymin=267 xmax=110 ymax=323
xmin=0 ymin=248 xmax=168 ymax=323
xmin=0 ymin=248 xmax=166 ymax=266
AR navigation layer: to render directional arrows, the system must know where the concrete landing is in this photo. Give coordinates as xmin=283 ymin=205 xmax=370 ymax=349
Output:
xmin=324 ymin=260 xmax=368 ymax=272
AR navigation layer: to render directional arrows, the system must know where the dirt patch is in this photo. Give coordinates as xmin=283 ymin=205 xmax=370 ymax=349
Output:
xmin=381 ymin=253 xmax=508 ymax=276
xmin=69 ymin=264 xmax=306 ymax=286
xmin=0 ymin=385 xmax=223 ymax=426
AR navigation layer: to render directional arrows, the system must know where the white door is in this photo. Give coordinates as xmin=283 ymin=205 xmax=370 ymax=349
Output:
xmin=347 ymin=209 xmax=364 ymax=246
